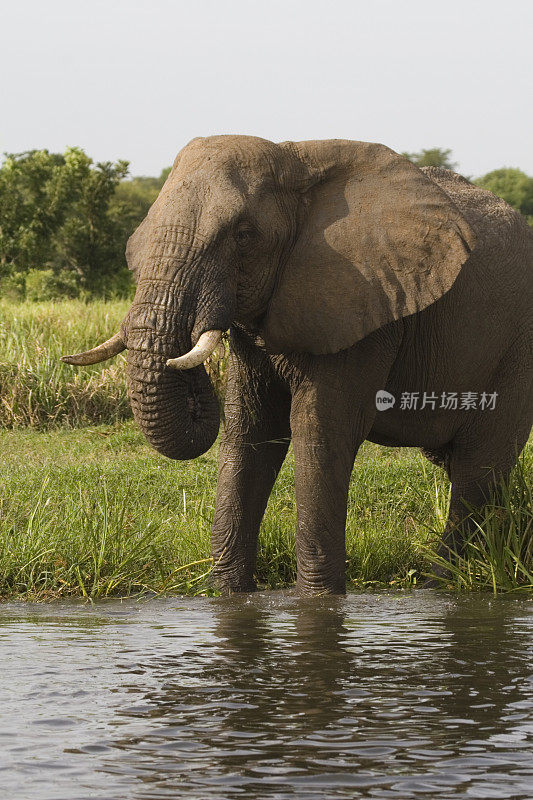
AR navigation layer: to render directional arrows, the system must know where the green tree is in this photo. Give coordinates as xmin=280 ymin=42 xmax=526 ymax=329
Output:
xmin=402 ymin=147 xmax=458 ymax=170
xmin=0 ymin=148 xmax=132 ymax=297
xmin=111 ymin=167 xmax=171 ymax=234
xmin=53 ymin=157 xmax=129 ymax=295
xmin=0 ymin=148 xmax=84 ymax=274
xmin=475 ymin=168 xmax=533 ymax=223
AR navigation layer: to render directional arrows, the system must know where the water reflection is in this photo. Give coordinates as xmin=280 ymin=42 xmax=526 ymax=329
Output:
xmin=0 ymin=593 xmax=531 ymax=799
xmin=103 ymin=594 xmax=533 ymax=798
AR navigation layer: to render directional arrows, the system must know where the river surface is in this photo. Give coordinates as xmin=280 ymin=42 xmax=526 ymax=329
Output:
xmin=0 ymin=592 xmax=532 ymax=800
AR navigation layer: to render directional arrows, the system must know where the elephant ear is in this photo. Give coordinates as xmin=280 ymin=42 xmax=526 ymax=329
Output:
xmin=262 ymin=140 xmax=476 ymax=355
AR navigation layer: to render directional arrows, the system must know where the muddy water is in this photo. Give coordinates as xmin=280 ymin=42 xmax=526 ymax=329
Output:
xmin=0 ymin=592 xmax=532 ymax=799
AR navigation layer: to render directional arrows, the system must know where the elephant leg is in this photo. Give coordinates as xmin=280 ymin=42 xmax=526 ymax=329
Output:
xmin=438 ymin=480 xmax=504 ymax=561
xmin=211 ymin=351 xmax=291 ymax=593
xmin=288 ymin=331 xmax=401 ymax=595
xmin=438 ymin=346 xmax=532 ymax=563
xmin=289 ymin=383 xmax=373 ymax=595
xmin=291 ymin=429 xmax=358 ymax=595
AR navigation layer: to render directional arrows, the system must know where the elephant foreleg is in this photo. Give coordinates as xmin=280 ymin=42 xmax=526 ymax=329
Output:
xmin=290 ymin=387 xmax=371 ymax=595
xmin=210 ymin=352 xmax=291 ymax=593
xmin=211 ymin=436 xmax=290 ymax=592
xmin=288 ymin=331 xmax=401 ymax=594
xmin=291 ymin=430 xmax=358 ymax=595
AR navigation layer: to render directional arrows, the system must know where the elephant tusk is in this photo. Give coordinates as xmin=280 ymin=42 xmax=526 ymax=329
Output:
xmin=166 ymin=330 xmax=223 ymax=370
xmin=61 ymin=333 xmax=126 ymax=366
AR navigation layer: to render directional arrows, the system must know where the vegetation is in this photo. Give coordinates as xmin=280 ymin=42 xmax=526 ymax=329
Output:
xmin=475 ymin=168 xmax=533 ymax=225
xmin=0 ymin=149 xmax=131 ymax=298
xmin=0 ymin=298 xmax=226 ymax=428
xmin=0 ymin=148 xmax=170 ymax=301
xmin=0 ymin=299 xmax=131 ymax=428
xmin=430 ymin=459 xmax=533 ymax=593
xmin=402 ymin=147 xmax=458 ymax=170
xmin=0 ymin=422 xmax=530 ymax=600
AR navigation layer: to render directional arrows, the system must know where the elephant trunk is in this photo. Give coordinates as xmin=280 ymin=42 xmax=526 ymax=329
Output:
xmin=124 ymin=252 xmax=233 ymax=460
xmin=126 ymin=347 xmax=220 ymax=461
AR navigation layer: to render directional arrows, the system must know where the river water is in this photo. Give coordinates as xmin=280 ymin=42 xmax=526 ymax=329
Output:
xmin=0 ymin=592 xmax=532 ymax=799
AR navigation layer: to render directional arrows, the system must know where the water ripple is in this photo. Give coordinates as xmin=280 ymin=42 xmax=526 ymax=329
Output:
xmin=0 ymin=592 xmax=532 ymax=799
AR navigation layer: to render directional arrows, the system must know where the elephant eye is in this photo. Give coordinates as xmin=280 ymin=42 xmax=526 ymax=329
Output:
xmin=234 ymin=223 xmax=257 ymax=248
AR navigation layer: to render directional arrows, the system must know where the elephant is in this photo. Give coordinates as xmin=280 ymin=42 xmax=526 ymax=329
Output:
xmin=62 ymin=135 xmax=533 ymax=595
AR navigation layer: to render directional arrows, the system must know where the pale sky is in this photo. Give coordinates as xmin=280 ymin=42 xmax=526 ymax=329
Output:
xmin=2 ymin=0 xmax=532 ymax=178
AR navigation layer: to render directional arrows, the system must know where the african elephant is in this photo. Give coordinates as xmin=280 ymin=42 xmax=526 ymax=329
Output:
xmin=63 ymin=135 xmax=533 ymax=594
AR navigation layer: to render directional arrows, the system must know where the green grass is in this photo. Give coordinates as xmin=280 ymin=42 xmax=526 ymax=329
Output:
xmin=0 ymin=422 xmax=531 ymax=599
xmin=0 ymin=299 xmax=131 ymax=428
xmin=429 ymin=458 xmax=533 ymax=592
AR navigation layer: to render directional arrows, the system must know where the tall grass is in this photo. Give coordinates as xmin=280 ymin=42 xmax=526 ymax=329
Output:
xmin=428 ymin=454 xmax=533 ymax=592
xmin=0 ymin=425 xmax=217 ymax=598
xmin=0 ymin=475 xmax=215 ymax=599
xmin=0 ymin=424 xmax=530 ymax=598
xmin=0 ymin=299 xmax=131 ymax=427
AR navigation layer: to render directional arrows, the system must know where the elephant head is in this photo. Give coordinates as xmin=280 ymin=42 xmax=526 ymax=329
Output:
xmin=63 ymin=135 xmax=475 ymax=460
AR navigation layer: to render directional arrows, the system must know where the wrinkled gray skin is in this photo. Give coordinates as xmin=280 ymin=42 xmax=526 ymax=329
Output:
xmin=70 ymin=136 xmax=533 ymax=594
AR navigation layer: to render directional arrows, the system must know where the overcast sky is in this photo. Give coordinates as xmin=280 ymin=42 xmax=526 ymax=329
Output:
xmin=2 ymin=0 xmax=532 ymax=178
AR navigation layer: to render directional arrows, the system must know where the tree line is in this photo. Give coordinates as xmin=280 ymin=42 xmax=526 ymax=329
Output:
xmin=1 ymin=146 xmax=532 ymax=301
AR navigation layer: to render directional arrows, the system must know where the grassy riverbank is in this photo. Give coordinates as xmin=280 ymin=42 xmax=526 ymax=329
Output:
xmin=0 ymin=423 xmax=531 ymax=599
xmin=1 ymin=300 xmax=532 ymax=597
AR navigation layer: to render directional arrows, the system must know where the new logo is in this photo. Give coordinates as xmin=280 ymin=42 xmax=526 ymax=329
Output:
xmin=375 ymin=390 xmax=396 ymax=410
